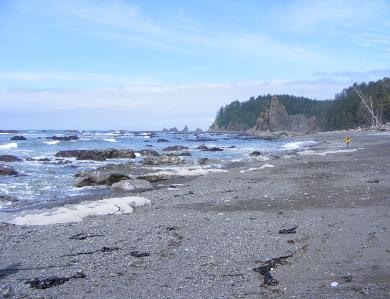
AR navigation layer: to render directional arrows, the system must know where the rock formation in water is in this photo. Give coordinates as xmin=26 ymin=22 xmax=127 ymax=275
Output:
xmin=253 ymin=97 xmax=317 ymax=134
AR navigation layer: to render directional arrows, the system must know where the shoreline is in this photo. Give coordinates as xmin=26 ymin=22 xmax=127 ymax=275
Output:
xmin=1 ymin=131 xmax=390 ymax=298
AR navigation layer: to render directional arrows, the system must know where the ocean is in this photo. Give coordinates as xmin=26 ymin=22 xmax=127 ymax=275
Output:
xmin=0 ymin=130 xmax=317 ymax=212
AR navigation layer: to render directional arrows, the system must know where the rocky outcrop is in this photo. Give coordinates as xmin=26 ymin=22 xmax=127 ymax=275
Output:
xmin=46 ymin=135 xmax=79 ymax=141
xmin=0 ymin=165 xmax=18 ymax=176
xmin=162 ymin=145 xmax=189 ymax=151
xmin=254 ymin=97 xmax=317 ymax=134
xmin=142 ymin=155 xmax=185 ymax=165
xmin=75 ymin=173 xmax=129 ymax=187
xmin=55 ymin=149 xmax=136 ymax=161
xmin=138 ymin=149 xmax=160 ymax=157
xmin=10 ymin=136 xmax=27 ymax=140
xmin=196 ymin=145 xmax=223 ymax=152
xmin=182 ymin=125 xmax=189 ymax=133
xmin=0 ymin=155 xmax=22 ymax=162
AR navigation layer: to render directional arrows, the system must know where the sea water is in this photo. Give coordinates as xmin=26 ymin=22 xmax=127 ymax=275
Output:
xmin=0 ymin=130 xmax=316 ymax=210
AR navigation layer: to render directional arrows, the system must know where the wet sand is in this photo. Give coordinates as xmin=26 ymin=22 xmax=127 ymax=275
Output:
xmin=1 ymin=131 xmax=390 ymax=298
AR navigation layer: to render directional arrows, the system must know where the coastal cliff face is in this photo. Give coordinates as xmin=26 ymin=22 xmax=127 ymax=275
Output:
xmin=254 ymin=97 xmax=317 ymax=134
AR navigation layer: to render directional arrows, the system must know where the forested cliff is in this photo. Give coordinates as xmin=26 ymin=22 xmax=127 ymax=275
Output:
xmin=210 ymin=77 xmax=390 ymax=132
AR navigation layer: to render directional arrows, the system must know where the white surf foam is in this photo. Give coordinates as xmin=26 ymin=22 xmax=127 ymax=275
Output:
xmin=3 ymin=196 xmax=150 ymax=225
xmin=0 ymin=142 xmax=18 ymax=149
xmin=44 ymin=140 xmax=60 ymax=145
xmin=149 ymin=165 xmax=228 ymax=177
xmin=104 ymin=138 xmax=117 ymax=143
xmin=282 ymin=140 xmax=317 ymax=151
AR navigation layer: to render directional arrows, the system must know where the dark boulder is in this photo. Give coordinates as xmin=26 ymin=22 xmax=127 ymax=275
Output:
xmin=55 ymin=149 xmax=136 ymax=161
xmin=0 ymin=155 xmax=22 ymax=162
xmin=10 ymin=135 xmax=27 ymax=141
xmin=0 ymin=165 xmax=18 ymax=176
xmin=157 ymin=139 xmax=169 ymax=143
xmin=142 ymin=155 xmax=185 ymax=165
xmin=138 ymin=149 xmax=160 ymax=157
xmin=250 ymin=151 xmax=262 ymax=157
xmin=162 ymin=145 xmax=189 ymax=151
xmin=75 ymin=172 xmax=129 ymax=187
xmin=196 ymin=145 xmax=223 ymax=152
xmin=46 ymin=135 xmax=79 ymax=141
xmin=178 ymin=152 xmax=191 ymax=156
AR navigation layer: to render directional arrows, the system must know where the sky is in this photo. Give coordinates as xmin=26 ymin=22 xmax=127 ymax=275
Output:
xmin=0 ymin=0 xmax=389 ymax=130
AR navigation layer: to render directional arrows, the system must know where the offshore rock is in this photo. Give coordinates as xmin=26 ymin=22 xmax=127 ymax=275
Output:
xmin=142 ymin=155 xmax=185 ymax=165
xmin=162 ymin=145 xmax=189 ymax=151
xmin=10 ymin=135 xmax=27 ymax=140
xmin=254 ymin=97 xmax=317 ymax=134
xmin=55 ymin=149 xmax=136 ymax=161
xmin=0 ymin=165 xmax=18 ymax=176
xmin=0 ymin=155 xmax=22 ymax=162
xmin=46 ymin=135 xmax=79 ymax=141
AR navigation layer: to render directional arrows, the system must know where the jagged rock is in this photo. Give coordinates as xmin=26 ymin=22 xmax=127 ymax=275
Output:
xmin=195 ymin=128 xmax=203 ymax=132
xmin=138 ymin=149 xmax=160 ymax=156
xmin=254 ymin=97 xmax=317 ymax=133
xmin=0 ymin=165 xmax=18 ymax=176
xmin=111 ymin=179 xmax=154 ymax=192
xmin=182 ymin=125 xmax=189 ymax=133
xmin=162 ymin=145 xmax=189 ymax=151
xmin=46 ymin=135 xmax=79 ymax=141
xmin=10 ymin=135 xmax=26 ymax=140
xmin=0 ymin=155 xmax=22 ymax=162
xmin=157 ymin=139 xmax=169 ymax=143
xmin=250 ymin=151 xmax=262 ymax=157
xmin=142 ymin=155 xmax=185 ymax=165
xmin=75 ymin=173 xmax=129 ymax=187
xmin=0 ymin=194 xmax=18 ymax=203
xmin=162 ymin=128 xmax=169 ymax=132
xmin=55 ymin=149 xmax=136 ymax=161
xmin=169 ymin=127 xmax=178 ymax=132
xmin=178 ymin=152 xmax=191 ymax=156
xmin=196 ymin=145 xmax=223 ymax=152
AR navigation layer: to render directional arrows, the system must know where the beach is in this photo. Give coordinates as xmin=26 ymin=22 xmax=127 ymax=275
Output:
xmin=1 ymin=131 xmax=390 ymax=298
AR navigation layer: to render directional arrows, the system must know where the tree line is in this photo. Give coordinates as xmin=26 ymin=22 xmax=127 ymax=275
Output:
xmin=212 ymin=77 xmax=390 ymax=131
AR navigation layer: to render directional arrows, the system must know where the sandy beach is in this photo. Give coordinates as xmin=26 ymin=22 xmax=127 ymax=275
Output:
xmin=1 ymin=131 xmax=390 ymax=298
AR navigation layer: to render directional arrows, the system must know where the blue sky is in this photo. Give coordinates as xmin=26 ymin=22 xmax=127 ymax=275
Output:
xmin=1 ymin=0 xmax=389 ymax=130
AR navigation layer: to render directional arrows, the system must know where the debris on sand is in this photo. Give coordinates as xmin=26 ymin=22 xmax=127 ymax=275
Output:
xmin=278 ymin=225 xmax=298 ymax=234
xmin=129 ymin=251 xmax=150 ymax=258
xmin=253 ymin=254 xmax=293 ymax=286
xmin=366 ymin=179 xmax=379 ymax=183
xmin=26 ymin=271 xmax=86 ymax=289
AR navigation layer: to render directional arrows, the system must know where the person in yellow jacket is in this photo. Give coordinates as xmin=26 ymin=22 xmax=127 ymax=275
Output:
xmin=344 ymin=136 xmax=351 ymax=149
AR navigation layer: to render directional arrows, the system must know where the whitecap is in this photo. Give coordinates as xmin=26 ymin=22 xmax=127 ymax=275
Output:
xmin=44 ymin=140 xmax=60 ymax=145
xmin=104 ymin=138 xmax=117 ymax=143
xmin=0 ymin=142 xmax=18 ymax=149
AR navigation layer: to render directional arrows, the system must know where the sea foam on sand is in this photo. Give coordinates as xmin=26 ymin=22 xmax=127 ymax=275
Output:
xmin=3 ymin=196 xmax=150 ymax=225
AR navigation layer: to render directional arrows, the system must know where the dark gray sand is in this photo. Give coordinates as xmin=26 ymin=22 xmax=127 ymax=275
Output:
xmin=1 ymin=132 xmax=390 ymax=298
